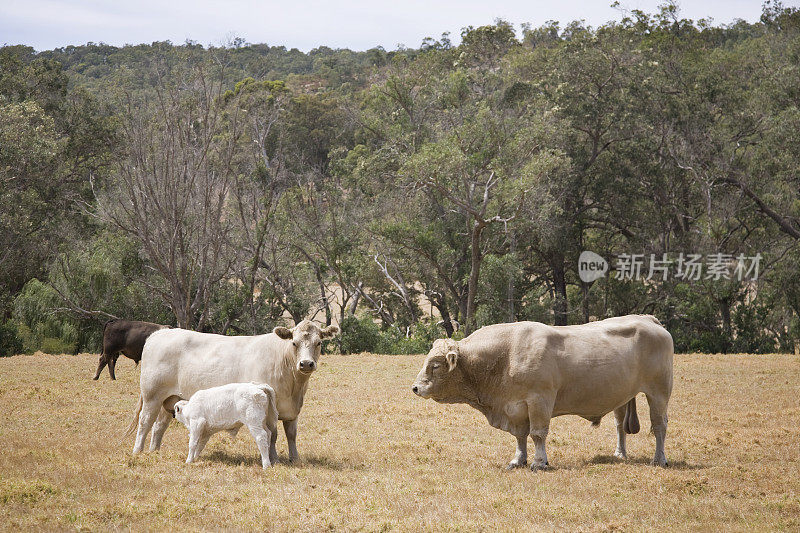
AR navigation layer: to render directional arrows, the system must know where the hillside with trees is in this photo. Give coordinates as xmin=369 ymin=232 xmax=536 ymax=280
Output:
xmin=2 ymin=2 xmax=800 ymax=355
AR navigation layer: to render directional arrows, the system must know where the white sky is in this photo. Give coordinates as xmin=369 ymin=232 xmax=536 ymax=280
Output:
xmin=0 ymin=0 xmax=789 ymax=52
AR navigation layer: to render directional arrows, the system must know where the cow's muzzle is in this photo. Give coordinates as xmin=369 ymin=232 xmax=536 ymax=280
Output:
xmin=297 ymin=360 xmax=316 ymax=374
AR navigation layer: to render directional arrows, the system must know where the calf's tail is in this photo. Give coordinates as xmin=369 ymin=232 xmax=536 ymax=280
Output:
xmin=257 ymin=384 xmax=279 ymax=432
xmin=122 ymin=395 xmax=143 ymax=441
xmin=623 ymin=397 xmax=640 ymax=434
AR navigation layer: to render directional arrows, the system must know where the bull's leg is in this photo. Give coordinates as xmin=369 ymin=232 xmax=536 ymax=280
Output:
xmin=149 ymin=408 xmax=172 ymax=451
xmin=248 ymin=424 xmax=273 ymax=468
xmin=645 ymin=392 xmax=669 ymax=467
xmin=283 ymin=419 xmax=299 ymax=463
xmin=613 ymin=405 xmax=628 ymax=459
xmin=507 ymin=435 xmax=528 ymax=469
xmin=527 ymin=395 xmax=554 ymax=470
xmin=133 ymin=400 xmax=161 ymax=454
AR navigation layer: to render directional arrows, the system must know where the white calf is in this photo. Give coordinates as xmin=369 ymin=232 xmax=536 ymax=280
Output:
xmin=173 ymin=382 xmax=279 ymax=468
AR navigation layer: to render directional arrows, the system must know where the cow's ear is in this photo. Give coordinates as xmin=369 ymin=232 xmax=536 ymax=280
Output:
xmin=273 ymin=326 xmax=293 ymax=340
xmin=320 ymin=325 xmax=340 ymax=339
xmin=446 ymin=351 xmax=458 ymax=372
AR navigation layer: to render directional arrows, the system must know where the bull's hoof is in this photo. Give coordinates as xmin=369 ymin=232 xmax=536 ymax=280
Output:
xmin=613 ymin=450 xmax=628 ymax=460
xmin=530 ymin=461 xmax=550 ymax=471
xmin=506 ymin=460 xmax=527 ymax=470
xmin=651 ymin=457 xmax=669 ymax=467
xmin=92 ymin=376 xmax=99 ymax=381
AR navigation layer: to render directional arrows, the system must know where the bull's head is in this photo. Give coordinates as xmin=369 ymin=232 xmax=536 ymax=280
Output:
xmin=273 ymin=320 xmax=340 ymax=375
xmin=412 ymin=338 xmax=461 ymax=401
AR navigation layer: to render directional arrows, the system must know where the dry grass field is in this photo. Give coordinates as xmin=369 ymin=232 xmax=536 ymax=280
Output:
xmin=0 ymin=351 xmax=798 ymax=531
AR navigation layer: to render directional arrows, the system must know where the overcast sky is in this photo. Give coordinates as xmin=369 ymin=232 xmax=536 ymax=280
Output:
xmin=0 ymin=0 xmax=789 ymax=52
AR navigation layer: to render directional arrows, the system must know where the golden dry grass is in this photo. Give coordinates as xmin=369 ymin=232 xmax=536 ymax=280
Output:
xmin=0 ymin=352 xmax=799 ymax=532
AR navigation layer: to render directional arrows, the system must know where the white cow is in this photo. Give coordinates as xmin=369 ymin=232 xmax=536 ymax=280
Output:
xmin=173 ymin=382 xmax=279 ymax=468
xmin=127 ymin=320 xmax=339 ymax=461
xmin=412 ymin=315 xmax=674 ymax=469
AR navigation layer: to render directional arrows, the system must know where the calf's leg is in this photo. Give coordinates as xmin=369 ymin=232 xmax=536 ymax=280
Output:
xmin=645 ymin=392 xmax=669 ymax=467
xmin=284 ymin=419 xmax=299 ymax=462
xmin=247 ymin=424 xmax=274 ymax=468
xmin=269 ymin=427 xmax=278 ymax=462
xmin=507 ymin=435 xmax=528 ymax=469
xmin=613 ymin=405 xmax=628 ymax=459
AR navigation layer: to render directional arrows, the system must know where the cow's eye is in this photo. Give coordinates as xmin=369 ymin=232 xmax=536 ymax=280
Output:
xmin=292 ymin=341 xmax=297 ymax=347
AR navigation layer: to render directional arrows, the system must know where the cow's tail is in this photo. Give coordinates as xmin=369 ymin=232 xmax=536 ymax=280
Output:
xmin=623 ymin=397 xmax=640 ymax=434
xmin=257 ymin=384 xmax=279 ymax=432
xmin=122 ymin=395 xmax=143 ymax=441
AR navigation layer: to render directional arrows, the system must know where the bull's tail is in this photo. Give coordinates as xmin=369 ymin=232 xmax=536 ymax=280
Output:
xmin=122 ymin=395 xmax=143 ymax=441
xmin=623 ymin=397 xmax=640 ymax=434
xmin=256 ymin=384 xmax=279 ymax=432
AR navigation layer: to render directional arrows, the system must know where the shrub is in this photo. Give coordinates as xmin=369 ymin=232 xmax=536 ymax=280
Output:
xmin=339 ymin=314 xmax=382 ymax=354
xmin=0 ymin=321 xmax=23 ymax=357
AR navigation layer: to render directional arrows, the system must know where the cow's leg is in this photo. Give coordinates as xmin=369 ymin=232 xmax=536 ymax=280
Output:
xmin=149 ymin=408 xmax=172 ymax=451
xmin=527 ymin=395 xmax=554 ymax=470
xmin=645 ymin=392 xmax=669 ymax=467
xmin=613 ymin=405 xmax=628 ymax=459
xmin=283 ymin=419 xmax=299 ymax=463
xmin=507 ymin=435 xmax=528 ymax=469
xmin=133 ymin=400 xmax=161 ymax=454
xmin=108 ymin=354 xmax=119 ymax=381
xmin=93 ymin=352 xmax=109 ymax=380
xmin=248 ymin=424 xmax=273 ymax=469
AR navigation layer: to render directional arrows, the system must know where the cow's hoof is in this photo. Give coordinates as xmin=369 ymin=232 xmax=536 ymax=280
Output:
xmin=530 ymin=461 xmax=550 ymax=471
xmin=613 ymin=450 xmax=627 ymax=460
xmin=506 ymin=461 xmax=527 ymax=470
xmin=651 ymin=459 xmax=669 ymax=468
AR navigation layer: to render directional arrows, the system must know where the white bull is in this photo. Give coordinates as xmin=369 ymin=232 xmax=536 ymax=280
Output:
xmin=127 ymin=320 xmax=339 ymax=462
xmin=412 ymin=315 xmax=674 ymax=469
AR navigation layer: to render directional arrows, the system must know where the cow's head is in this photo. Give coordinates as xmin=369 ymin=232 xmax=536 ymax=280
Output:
xmin=273 ymin=320 xmax=340 ymax=375
xmin=412 ymin=338 xmax=461 ymax=401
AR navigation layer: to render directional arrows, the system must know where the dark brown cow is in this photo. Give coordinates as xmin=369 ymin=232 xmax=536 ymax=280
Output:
xmin=93 ymin=320 xmax=168 ymax=380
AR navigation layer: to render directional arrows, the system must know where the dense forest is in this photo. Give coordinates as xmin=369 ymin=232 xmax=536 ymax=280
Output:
xmin=2 ymin=2 xmax=800 ymax=356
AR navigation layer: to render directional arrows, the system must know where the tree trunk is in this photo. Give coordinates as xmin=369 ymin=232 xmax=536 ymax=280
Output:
xmin=581 ymin=282 xmax=590 ymax=323
xmin=507 ymin=230 xmax=516 ymax=322
xmin=719 ymin=298 xmax=732 ymax=354
xmin=552 ymin=255 xmax=568 ymax=326
xmin=465 ymin=220 xmax=486 ymax=335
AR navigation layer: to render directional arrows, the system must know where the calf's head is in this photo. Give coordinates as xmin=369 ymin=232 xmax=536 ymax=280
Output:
xmin=273 ymin=320 xmax=340 ymax=375
xmin=412 ymin=338 xmax=461 ymax=401
xmin=173 ymin=400 xmax=190 ymax=426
